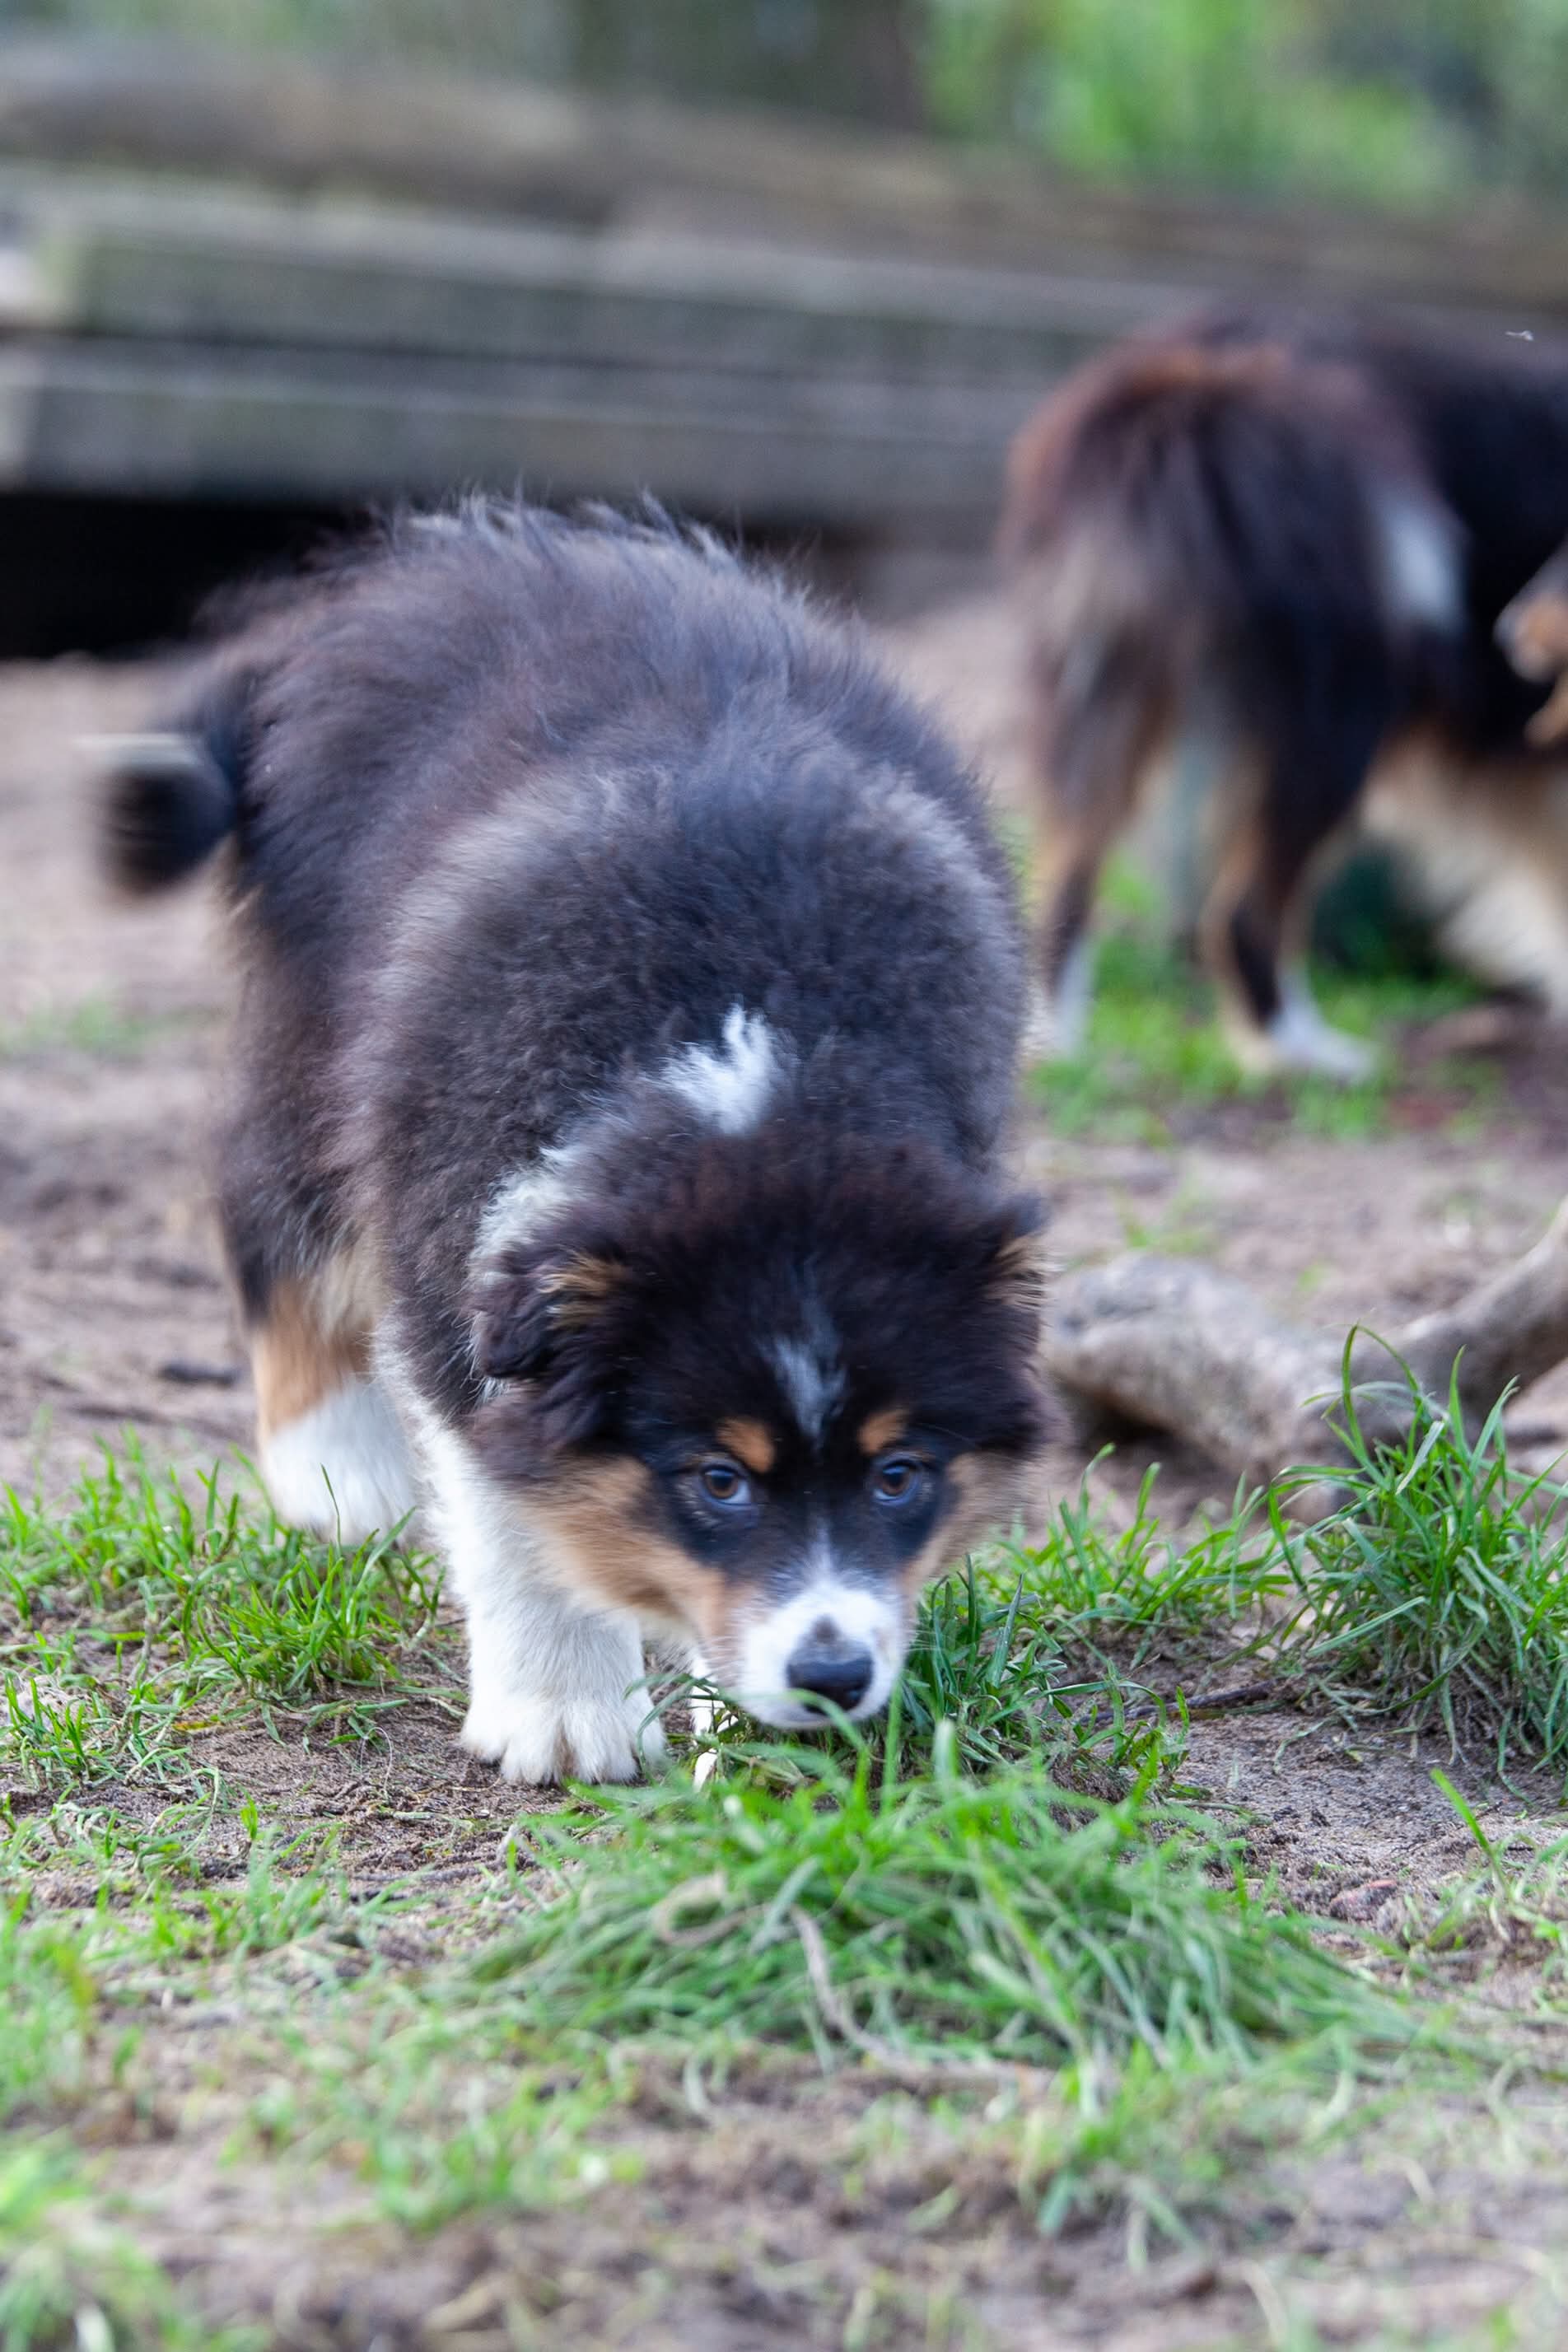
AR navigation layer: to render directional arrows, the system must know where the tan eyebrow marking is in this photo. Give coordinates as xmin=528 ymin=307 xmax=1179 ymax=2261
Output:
xmin=858 ymin=1406 xmax=908 ymax=1456
xmin=716 ymin=1417 xmax=777 ymax=1475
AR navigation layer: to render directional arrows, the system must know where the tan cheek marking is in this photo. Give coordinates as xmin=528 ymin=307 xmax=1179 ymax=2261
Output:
xmin=715 ymin=1418 xmax=777 ymax=1476
xmin=857 ymin=1406 xmax=908 ymax=1457
xmin=250 ymin=1265 xmax=376 ymax=1441
xmin=895 ymin=1454 xmax=1038 ymax=1607
xmin=527 ymin=1459 xmax=730 ymax=1646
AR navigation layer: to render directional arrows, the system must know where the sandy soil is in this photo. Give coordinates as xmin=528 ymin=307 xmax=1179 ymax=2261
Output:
xmin=5 ymin=616 xmax=1568 ymax=2346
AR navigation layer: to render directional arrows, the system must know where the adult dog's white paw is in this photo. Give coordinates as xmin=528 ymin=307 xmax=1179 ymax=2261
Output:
xmin=1230 ymin=996 xmax=1380 ymax=1084
xmin=460 ymin=1686 xmax=667 ymax=1785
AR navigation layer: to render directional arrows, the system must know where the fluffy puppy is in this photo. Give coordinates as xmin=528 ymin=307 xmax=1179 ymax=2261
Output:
xmin=100 ymin=503 xmax=1051 ymax=1784
xmin=1002 ymin=310 xmax=1568 ymax=1075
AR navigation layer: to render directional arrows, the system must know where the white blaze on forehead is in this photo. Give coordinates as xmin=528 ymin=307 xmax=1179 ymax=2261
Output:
xmin=768 ymin=1295 xmax=844 ymax=1446
xmin=733 ymin=1571 xmax=904 ymax=1729
xmin=661 ymin=1003 xmax=781 ymax=1134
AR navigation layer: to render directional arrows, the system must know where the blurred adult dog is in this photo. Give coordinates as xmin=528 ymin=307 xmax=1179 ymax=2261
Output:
xmin=1003 ymin=310 xmax=1568 ymax=1075
xmin=98 ymin=502 xmax=1051 ymax=1784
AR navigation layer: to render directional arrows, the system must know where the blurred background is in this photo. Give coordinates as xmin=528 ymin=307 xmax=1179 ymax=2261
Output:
xmin=4 ymin=0 xmax=1568 ymax=650
xmin=12 ymin=2 xmax=1568 ymax=1504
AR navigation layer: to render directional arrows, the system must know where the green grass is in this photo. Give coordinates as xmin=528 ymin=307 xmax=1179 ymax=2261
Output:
xmin=1029 ymin=917 xmax=1493 ymax=1143
xmin=1272 ymin=1380 xmax=1568 ymax=1776
xmin=478 ymin=1736 xmax=1407 ymax=2076
xmin=0 ymin=1440 xmax=1563 ymax=2340
xmin=1011 ymin=1466 xmax=1284 ymax=1672
xmin=683 ymin=1547 xmax=1185 ymax=1795
xmin=0 ymin=1450 xmax=454 ymax=1786
xmin=0 ymin=997 xmax=208 ymax=1064
xmin=957 ymin=1374 xmax=1568 ymax=1795
xmin=1391 ymin=1773 xmax=1568 ymax=1995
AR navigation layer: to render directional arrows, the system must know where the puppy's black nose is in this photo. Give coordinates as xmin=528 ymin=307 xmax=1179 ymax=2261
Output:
xmin=786 ymin=1643 xmax=874 ymax=1712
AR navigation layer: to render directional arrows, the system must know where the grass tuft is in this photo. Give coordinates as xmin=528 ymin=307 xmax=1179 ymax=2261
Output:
xmin=1009 ymin=1468 xmax=1284 ymax=1671
xmin=481 ymin=1735 xmax=1404 ymax=2077
xmin=1 ymin=1449 xmax=453 ymax=1780
xmin=1275 ymin=1376 xmax=1568 ymax=1772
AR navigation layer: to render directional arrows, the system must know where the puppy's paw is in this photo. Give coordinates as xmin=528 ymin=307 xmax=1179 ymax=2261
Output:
xmin=461 ymin=1686 xmax=666 ymax=1785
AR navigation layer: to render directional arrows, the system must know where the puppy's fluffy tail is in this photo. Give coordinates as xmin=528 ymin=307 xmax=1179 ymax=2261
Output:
xmin=92 ymin=673 xmax=251 ymax=894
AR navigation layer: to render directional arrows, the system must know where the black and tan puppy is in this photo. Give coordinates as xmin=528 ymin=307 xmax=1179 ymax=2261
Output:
xmin=1003 ymin=311 xmax=1568 ymax=1074
xmin=100 ymin=504 xmax=1050 ymax=1783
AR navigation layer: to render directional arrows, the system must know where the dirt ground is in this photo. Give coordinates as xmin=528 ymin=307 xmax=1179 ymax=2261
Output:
xmin=6 ymin=613 xmax=1568 ymax=2347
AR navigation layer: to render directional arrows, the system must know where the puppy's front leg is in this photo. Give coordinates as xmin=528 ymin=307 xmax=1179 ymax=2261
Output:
xmin=422 ymin=1429 xmax=663 ymax=1785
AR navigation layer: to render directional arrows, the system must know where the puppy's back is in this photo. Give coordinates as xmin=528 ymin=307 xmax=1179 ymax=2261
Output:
xmin=100 ymin=500 xmax=1027 ymax=1206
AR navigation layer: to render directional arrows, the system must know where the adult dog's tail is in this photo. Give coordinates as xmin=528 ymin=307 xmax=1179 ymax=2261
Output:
xmin=1001 ymin=330 xmax=1459 ymax=713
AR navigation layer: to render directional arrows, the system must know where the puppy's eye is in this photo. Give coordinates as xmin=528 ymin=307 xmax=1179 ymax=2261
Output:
xmin=698 ymin=1460 xmax=752 ymax=1509
xmin=872 ymin=1455 xmax=926 ymax=1506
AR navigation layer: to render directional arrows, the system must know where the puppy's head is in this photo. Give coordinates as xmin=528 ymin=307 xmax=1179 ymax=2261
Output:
xmin=468 ymin=1127 xmax=1052 ymax=1726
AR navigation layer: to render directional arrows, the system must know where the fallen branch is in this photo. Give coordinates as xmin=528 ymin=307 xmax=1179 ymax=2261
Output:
xmin=1043 ymin=1197 xmax=1568 ymax=1507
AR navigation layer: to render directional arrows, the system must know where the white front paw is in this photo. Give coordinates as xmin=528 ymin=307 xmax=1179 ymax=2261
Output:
xmin=460 ymin=1685 xmax=666 ymax=1785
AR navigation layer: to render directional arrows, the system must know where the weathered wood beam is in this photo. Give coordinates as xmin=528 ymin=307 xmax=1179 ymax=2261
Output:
xmin=6 ymin=175 xmax=1171 ymax=379
xmin=0 ymin=336 xmax=1032 ymax=521
xmin=1044 ymin=1200 xmax=1568 ymax=1505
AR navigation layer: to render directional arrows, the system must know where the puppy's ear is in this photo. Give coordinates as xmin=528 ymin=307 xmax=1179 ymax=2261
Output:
xmin=470 ymin=1248 xmax=628 ymax=1381
xmin=469 ymin=1245 xmax=630 ymax=1471
xmin=469 ymin=1246 xmax=635 ymax=1468
xmin=983 ymin=1197 xmax=1052 ymax=1331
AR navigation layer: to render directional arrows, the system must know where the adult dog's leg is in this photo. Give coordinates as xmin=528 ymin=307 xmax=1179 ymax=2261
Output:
xmin=1202 ymin=744 xmax=1379 ymax=1080
xmin=1024 ymin=639 xmax=1170 ymax=1060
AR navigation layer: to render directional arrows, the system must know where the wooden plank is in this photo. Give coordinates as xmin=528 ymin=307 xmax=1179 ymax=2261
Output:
xmin=0 ymin=338 xmax=1039 ymax=525
xmin=9 ymin=175 xmax=1195 ymax=383
xmin=6 ymin=35 xmax=1568 ymax=318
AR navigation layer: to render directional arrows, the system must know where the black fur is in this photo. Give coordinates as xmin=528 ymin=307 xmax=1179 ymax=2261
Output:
xmin=469 ymin=1124 xmax=1048 ymax=1480
xmin=1184 ymin=307 xmax=1568 ymax=751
